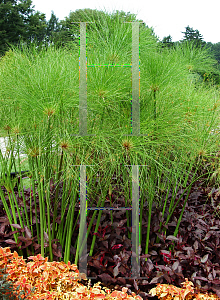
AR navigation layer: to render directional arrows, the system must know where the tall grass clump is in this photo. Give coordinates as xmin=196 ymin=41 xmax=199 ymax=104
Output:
xmin=0 ymin=8 xmax=220 ymax=266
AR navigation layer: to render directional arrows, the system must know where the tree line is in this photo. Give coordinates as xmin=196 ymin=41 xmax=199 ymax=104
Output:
xmin=0 ymin=0 xmax=148 ymax=54
xmin=160 ymin=26 xmax=220 ymax=84
xmin=1 ymin=0 xmax=220 ymax=84
xmin=160 ymin=26 xmax=220 ymax=66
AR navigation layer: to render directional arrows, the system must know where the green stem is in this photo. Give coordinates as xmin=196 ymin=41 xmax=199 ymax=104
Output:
xmin=10 ymin=189 xmax=25 ymax=234
xmin=46 ymin=186 xmax=53 ymax=261
xmin=16 ymin=141 xmax=33 ymax=248
xmin=63 ymin=190 xmax=77 ymax=264
xmin=51 ymin=150 xmax=64 ymax=242
xmin=70 ymin=212 xmax=80 ymax=262
xmin=0 ymin=189 xmax=22 ymax=256
xmin=161 ymin=171 xmax=206 ymax=239
xmin=145 ymin=164 xmax=156 ymax=261
xmin=153 ymin=90 xmax=157 ymax=122
xmin=169 ymin=184 xmax=192 ymax=252
xmin=123 ymin=167 xmax=132 ymax=239
xmin=57 ymin=176 xmax=70 ymax=250
xmin=29 ymin=158 xmax=40 ymax=245
xmin=145 ymin=200 xmax=152 ymax=261
xmin=75 ymin=166 xmax=114 ymax=266
xmin=89 ymin=195 xmax=106 ymax=257
xmin=36 ymin=156 xmax=45 ymax=258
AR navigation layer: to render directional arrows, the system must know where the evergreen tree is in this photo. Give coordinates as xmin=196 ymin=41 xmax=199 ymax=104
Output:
xmin=0 ymin=0 xmax=48 ymax=55
xmin=24 ymin=10 xmax=47 ymax=44
xmin=45 ymin=11 xmax=61 ymax=46
xmin=207 ymin=42 xmax=220 ymax=64
xmin=181 ymin=25 xmax=206 ymax=48
xmin=0 ymin=0 xmax=31 ymax=54
xmin=160 ymin=35 xmax=174 ymax=49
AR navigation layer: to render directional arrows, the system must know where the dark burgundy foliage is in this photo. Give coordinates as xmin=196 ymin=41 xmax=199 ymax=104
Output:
xmin=0 ymin=173 xmax=220 ymax=300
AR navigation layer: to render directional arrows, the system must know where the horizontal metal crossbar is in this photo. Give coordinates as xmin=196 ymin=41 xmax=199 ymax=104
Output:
xmin=87 ymin=64 xmax=132 ymax=67
xmin=87 ymin=207 xmax=132 ymax=211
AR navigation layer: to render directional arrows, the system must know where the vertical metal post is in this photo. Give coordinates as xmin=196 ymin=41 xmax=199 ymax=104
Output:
xmin=131 ymin=165 xmax=140 ymax=278
xmin=78 ymin=165 xmax=87 ymax=274
xmin=131 ymin=22 xmax=140 ymax=135
xmin=79 ymin=22 xmax=87 ymax=136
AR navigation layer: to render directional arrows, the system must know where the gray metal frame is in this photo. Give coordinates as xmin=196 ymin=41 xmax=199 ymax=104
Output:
xmin=73 ymin=21 xmax=149 ymax=279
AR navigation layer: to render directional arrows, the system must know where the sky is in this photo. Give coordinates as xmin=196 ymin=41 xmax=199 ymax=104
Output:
xmin=31 ymin=0 xmax=220 ymax=44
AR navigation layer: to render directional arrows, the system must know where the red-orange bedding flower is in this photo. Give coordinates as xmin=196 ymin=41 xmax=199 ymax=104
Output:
xmin=0 ymin=247 xmax=143 ymax=300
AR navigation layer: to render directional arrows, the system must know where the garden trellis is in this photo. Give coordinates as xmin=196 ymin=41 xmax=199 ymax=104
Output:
xmin=74 ymin=21 xmax=149 ymax=280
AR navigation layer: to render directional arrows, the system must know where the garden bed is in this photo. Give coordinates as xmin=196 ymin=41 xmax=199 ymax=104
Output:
xmin=0 ymin=170 xmax=220 ymax=299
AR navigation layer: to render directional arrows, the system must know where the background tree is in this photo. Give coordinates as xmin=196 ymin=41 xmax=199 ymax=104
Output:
xmin=0 ymin=0 xmax=48 ymax=55
xmin=181 ymin=25 xmax=206 ymax=48
xmin=45 ymin=11 xmax=61 ymax=46
xmin=24 ymin=10 xmax=47 ymax=45
xmin=206 ymin=42 xmax=220 ymax=65
xmin=160 ymin=35 xmax=174 ymax=49
xmin=204 ymin=42 xmax=220 ymax=84
xmin=0 ymin=0 xmax=32 ymax=55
